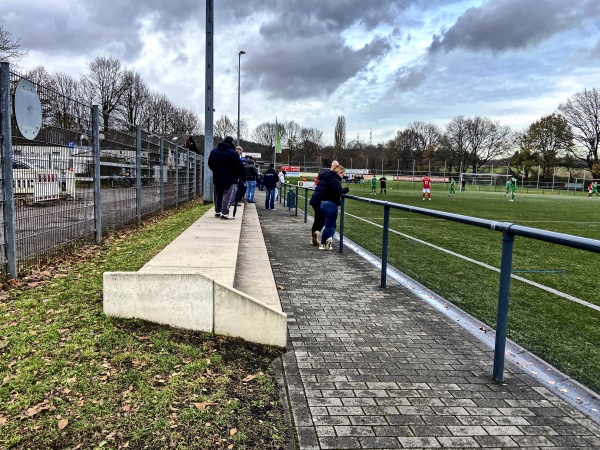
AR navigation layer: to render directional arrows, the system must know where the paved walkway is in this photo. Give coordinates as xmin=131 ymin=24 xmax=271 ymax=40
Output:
xmin=253 ymin=190 xmax=600 ymax=449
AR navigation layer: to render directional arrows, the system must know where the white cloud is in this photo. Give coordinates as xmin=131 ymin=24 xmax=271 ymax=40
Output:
xmin=2 ymin=0 xmax=600 ymax=145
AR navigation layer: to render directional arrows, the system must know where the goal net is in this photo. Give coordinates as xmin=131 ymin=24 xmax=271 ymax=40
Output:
xmin=459 ymin=173 xmax=512 ymax=191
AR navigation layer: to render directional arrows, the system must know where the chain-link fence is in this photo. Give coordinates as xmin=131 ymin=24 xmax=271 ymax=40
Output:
xmin=0 ymin=63 xmax=204 ymax=279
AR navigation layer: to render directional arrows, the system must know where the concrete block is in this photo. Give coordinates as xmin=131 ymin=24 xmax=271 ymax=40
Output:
xmin=214 ymin=282 xmax=287 ymax=348
xmin=103 ymin=272 xmax=214 ymax=332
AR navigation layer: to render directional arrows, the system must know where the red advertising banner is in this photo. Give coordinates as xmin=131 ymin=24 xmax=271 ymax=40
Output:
xmin=280 ymin=166 xmax=301 ymax=172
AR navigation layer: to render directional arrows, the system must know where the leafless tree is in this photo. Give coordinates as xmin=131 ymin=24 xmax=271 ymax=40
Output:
xmin=444 ymin=116 xmax=512 ymax=172
xmin=214 ymin=115 xmax=236 ymax=142
xmin=406 ymin=122 xmax=442 ymax=170
xmin=284 ymin=120 xmax=301 ymax=162
xmin=334 ymin=116 xmax=346 ymax=159
xmin=118 ymin=69 xmax=151 ymax=128
xmin=24 ymin=66 xmax=51 ymax=85
xmin=0 ymin=26 xmax=27 ymax=64
xmin=558 ymin=87 xmax=600 ymax=169
xmin=299 ymin=127 xmax=323 ymax=163
xmin=81 ymin=56 xmax=127 ymax=130
xmin=146 ymin=92 xmax=174 ymax=134
xmin=384 ymin=129 xmax=422 ymax=170
xmin=47 ymin=71 xmax=83 ymax=130
xmin=253 ymin=122 xmax=277 ymax=161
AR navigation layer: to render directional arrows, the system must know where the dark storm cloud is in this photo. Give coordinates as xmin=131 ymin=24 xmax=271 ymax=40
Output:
xmin=429 ymin=0 xmax=600 ymax=54
xmin=1 ymin=0 xmax=202 ymax=62
xmin=223 ymin=0 xmax=413 ymax=100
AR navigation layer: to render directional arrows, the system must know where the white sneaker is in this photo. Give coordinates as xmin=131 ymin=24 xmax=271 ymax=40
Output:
xmin=318 ymin=244 xmax=326 ymax=250
xmin=311 ymin=231 xmax=320 ymax=246
xmin=325 ymin=237 xmax=333 ymax=251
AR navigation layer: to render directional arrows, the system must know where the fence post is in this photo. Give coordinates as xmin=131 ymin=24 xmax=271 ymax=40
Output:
xmin=0 ymin=62 xmax=17 ymax=278
xmin=381 ymin=204 xmax=390 ymax=288
xmin=159 ymin=138 xmax=164 ymax=212
xmin=92 ymin=105 xmax=102 ymax=244
xmin=492 ymin=228 xmax=515 ymax=382
xmin=339 ymin=196 xmax=345 ymax=254
xmin=193 ymin=152 xmax=197 ymax=199
xmin=135 ymin=126 xmax=142 ymax=225
xmin=186 ymin=148 xmax=190 ymax=202
xmin=294 ymin=185 xmax=298 ymax=216
xmin=175 ymin=145 xmax=179 ymax=208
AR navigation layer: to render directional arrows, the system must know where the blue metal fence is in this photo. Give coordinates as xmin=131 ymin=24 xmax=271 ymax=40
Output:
xmin=285 ymin=182 xmax=600 ymax=383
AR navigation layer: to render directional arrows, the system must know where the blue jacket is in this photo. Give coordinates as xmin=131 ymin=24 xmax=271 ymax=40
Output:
xmin=207 ymin=141 xmax=245 ymax=188
xmin=263 ymin=168 xmax=278 ymax=190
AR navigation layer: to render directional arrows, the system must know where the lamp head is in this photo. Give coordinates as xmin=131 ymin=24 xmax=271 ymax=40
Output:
xmin=239 ymin=50 xmax=246 ymax=55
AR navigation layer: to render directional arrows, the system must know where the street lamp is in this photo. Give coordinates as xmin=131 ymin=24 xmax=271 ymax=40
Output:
xmin=237 ymin=50 xmax=246 ymax=146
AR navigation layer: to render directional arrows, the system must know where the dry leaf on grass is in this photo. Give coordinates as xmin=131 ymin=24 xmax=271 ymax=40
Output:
xmin=191 ymin=401 xmax=215 ymax=410
xmin=230 ymin=428 xmax=237 ymax=436
xmin=57 ymin=419 xmax=69 ymax=430
xmin=242 ymin=374 xmax=257 ymax=383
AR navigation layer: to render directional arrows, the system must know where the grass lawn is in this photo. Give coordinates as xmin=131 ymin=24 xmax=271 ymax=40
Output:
xmin=293 ymin=180 xmax=600 ymax=394
xmin=0 ymin=202 xmax=288 ymax=449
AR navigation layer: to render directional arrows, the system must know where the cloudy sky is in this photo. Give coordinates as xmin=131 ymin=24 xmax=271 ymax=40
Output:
xmin=3 ymin=0 xmax=600 ymax=145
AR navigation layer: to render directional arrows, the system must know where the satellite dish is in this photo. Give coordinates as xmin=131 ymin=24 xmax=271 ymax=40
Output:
xmin=14 ymin=79 xmax=42 ymax=140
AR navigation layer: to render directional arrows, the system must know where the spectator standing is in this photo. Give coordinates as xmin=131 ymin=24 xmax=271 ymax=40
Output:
xmin=309 ymin=161 xmax=339 ymax=246
xmin=257 ymin=172 xmax=264 ymax=191
xmin=244 ymin=156 xmax=258 ymax=203
xmin=229 ymin=146 xmax=244 ymax=208
xmin=208 ymin=136 xmax=245 ymax=220
xmin=449 ymin=177 xmax=456 ymax=196
xmin=276 ymin=169 xmax=286 ymax=201
xmin=318 ymin=165 xmax=349 ymax=251
xmin=263 ymin=163 xmax=278 ymax=210
xmin=422 ymin=174 xmax=432 ymax=201
xmin=380 ymin=176 xmax=387 ymax=195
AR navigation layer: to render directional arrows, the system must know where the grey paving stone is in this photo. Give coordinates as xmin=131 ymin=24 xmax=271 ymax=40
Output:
xmin=256 ymin=202 xmax=600 ymax=449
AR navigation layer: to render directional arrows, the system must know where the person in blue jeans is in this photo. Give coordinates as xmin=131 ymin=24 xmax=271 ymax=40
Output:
xmin=318 ymin=165 xmax=349 ymax=250
xmin=262 ymin=163 xmax=278 ymax=210
xmin=244 ymin=155 xmax=258 ymax=203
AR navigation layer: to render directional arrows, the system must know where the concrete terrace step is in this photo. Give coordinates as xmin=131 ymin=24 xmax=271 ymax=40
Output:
xmin=103 ymin=202 xmax=287 ymax=348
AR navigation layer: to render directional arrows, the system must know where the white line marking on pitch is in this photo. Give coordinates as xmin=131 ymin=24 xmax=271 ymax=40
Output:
xmin=346 ymin=212 xmax=600 ymax=313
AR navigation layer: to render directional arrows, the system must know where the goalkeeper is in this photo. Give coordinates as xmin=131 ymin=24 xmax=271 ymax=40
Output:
xmin=370 ymin=177 xmax=377 ymax=195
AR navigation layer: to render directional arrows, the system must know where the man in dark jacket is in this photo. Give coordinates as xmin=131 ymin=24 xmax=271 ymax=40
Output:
xmin=263 ymin=163 xmax=278 ymax=210
xmin=208 ymin=136 xmax=245 ymax=219
xmin=309 ymin=160 xmax=338 ymax=245
xmin=244 ymin=156 xmax=258 ymax=203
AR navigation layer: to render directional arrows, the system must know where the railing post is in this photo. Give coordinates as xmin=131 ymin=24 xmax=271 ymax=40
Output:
xmin=92 ymin=105 xmax=102 ymax=244
xmin=339 ymin=196 xmax=345 ymax=254
xmin=159 ymin=138 xmax=164 ymax=212
xmin=135 ymin=125 xmax=142 ymax=225
xmin=294 ymin=185 xmax=298 ymax=216
xmin=381 ymin=204 xmax=390 ymax=288
xmin=186 ymin=149 xmax=190 ymax=202
xmin=304 ymin=187 xmax=308 ymax=223
xmin=492 ymin=228 xmax=515 ymax=382
xmin=0 ymin=62 xmax=17 ymax=278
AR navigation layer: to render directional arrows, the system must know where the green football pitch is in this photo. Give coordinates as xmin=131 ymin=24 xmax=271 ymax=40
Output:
xmin=295 ymin=181 xmax=600 ymax=394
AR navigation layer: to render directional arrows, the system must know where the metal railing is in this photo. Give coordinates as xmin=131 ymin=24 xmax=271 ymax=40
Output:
xmin=283 ymin=182 xmax=600 ymax=383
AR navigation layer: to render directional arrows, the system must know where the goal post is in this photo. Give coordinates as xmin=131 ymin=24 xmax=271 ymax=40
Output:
xmin=459 ymin=173 xmax=512 ymax=191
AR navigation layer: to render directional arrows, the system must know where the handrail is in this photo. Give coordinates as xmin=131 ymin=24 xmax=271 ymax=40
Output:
xmin=282 ymin=182 xmax=600 ymax=383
